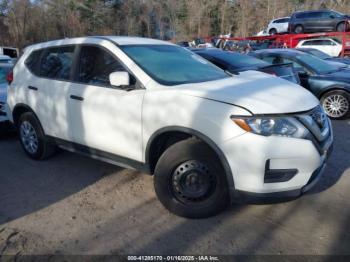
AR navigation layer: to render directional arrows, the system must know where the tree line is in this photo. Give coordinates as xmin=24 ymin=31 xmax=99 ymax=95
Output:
xmin=0 ymin=0 xmax=350 ymax=49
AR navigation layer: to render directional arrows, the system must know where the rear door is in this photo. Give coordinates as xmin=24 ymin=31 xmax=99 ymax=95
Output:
xmin=306 ymin=12 xmax=324 ymax=31
xmin=21 ymin=46 xmax=76 ymax=140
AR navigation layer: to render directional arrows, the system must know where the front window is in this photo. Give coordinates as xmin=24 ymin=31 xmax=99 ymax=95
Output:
xmin=77 ymin=45 xmax=128 ymax=86
xmin=331 ymin=10 xmax=344 ymax=17
xmin=120 ymin=45 xmax=229 ymax=85
xmin=296 ymin=53 xmax=339 ymax=74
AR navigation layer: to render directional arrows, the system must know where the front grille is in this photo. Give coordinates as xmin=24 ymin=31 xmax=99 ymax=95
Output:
xmin=297 ymin=106 xmax=332 ymax=155
xmin=0 ymin=102 xmax=5 ymax=112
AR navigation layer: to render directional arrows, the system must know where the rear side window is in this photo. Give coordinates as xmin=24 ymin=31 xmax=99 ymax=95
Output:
xmin=77 ymin=46 xmax=126 ymax=86
xmin=25 ymin=50 xmax=43 ymax=74
xmin=274 ymin=18 xmax=289 ymax=23
xmin=295 ymin=13 xmax=311 ymax=19
xmin=39 ymin=46 xmax=75 ymax=80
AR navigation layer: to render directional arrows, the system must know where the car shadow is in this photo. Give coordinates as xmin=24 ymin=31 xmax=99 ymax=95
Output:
xmin=0 ymin=133 xmax=125 ymax=225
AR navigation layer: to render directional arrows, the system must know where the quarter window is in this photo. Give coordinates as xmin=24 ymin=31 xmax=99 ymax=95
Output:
xmin=39 ymin=46 xmax=75 ymax=80
xmin=77 ymin=46 xmax=126 ymax=86
xmin=25 ymin=49 xmax=43 ymax=74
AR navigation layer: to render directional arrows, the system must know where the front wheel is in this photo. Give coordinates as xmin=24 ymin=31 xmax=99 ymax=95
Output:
xmin=269 ymin=28 xmax=277 ymax=35
xmin=154 ymin=138 xmax=229 ymax=218
xmin=321 ymin=90 xmax=350 ymax=119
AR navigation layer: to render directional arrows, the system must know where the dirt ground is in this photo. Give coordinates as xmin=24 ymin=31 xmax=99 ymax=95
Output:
xmin=0 ymin=120 xmax=349 ymax=256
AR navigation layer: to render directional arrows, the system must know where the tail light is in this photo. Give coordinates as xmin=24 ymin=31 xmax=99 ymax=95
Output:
xmin=6 ymin=70 xmax=13 ymax=84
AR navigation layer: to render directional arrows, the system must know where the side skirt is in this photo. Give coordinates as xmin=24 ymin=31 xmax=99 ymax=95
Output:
xmin=46 ymin=136 xmax=150 ymax=174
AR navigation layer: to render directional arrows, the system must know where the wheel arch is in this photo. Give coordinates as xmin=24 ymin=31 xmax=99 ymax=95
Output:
xmin=318 ymin=85 xmax=350 ymax=99
xmin=269 ymin=28 xmax=277 ymax=34
xmin=336 ymin=20 xmax=348 ymax=31
xmin=12 ymin=103 xmax=39 ymax=127
xmin=145 ymin=126 xmax=235 ymax=192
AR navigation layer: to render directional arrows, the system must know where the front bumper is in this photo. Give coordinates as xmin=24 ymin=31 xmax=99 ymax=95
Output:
xmin=232 ymin=144 xmax=332 ymax=202
xmin=220 ymin=114 xmax=333 ymax=201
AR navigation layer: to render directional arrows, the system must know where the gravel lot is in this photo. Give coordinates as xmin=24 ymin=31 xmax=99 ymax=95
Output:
xmin=0 ymin=120 xmax=349 ymax=255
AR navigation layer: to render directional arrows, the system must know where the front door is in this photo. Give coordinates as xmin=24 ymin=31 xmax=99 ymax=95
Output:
xmin=68 ymin=45 xmax=144 ymax=162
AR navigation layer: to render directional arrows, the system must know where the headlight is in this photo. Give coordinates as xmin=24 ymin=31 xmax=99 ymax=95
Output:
xmin=232 ymin=116 xmax=309 ymax=138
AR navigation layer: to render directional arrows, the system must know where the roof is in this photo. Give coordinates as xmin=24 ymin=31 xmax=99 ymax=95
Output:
xmin=101 ymin=36 xmax=173 ymax=45
xmin=253 ymin=48 xmax=306 ymax=56
xmin=293 ymin=9 xmax=332 ymax=14
xmin=27 ymin=36 xmax=173 ymax=50
xmin=271 ymin=17 xmax=290 ymax=21
xmin=299 ymin=37 xmax=336 ymax=41
xmin=0 ymin=55 xmax=11 ymax=60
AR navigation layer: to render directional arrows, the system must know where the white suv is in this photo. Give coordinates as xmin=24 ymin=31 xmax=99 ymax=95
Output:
xmin=296 ymin=38 xmax=342 ymax=57
xmin=6 ymin=37 xmax=333 ymax=218
xmin=266 ymin=17 xmax=290 ymax=35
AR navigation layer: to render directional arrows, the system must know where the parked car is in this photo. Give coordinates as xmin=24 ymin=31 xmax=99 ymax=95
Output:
xmin=0 ymin=63 xmax=12 ymax=125
xmin=296 ymin=47 xmax=350 ymax=65
xmin=296 ymin=38 xmax=345 ymax=57
xmin=0 ymin=55 xmax=12 ymax=64
xmin=192 ymin=48 xmax=300 ymax=84
xmin=266 ymin=17 xmax=290 ymax=35
xmin=0 ymin=47 xmax=19 ymax=59
xmin=176 ymin=41 xmax=192 ymax=48
xmin=255 ymin=30 xmax=268 ymax=36
xmin=252 ymin=49 xmax=350 ymax=119
xmin=289 ymin=10 xmax=350 ymax=34
xmin=7 ymin=37 xmax=333 ymax=218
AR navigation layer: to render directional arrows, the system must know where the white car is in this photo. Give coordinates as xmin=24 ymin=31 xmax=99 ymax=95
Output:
xmin=266 ymin=17 xmax=290 ymax=35
xmin=7 ymin=37 xmax=333 ymax=218
xmin=296 ymin=38 xmax=342 ymax=57
xmin=0 ymin=47 xmax=19 ymax=59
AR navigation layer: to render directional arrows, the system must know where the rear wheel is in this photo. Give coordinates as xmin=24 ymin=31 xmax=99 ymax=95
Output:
xmin=337 ymin=22 xmax=346 ymax=32
xmin=154 ymin=138 xmax=229 ymax=218
xmin=294 ymin=25 xmax=304 ymax=34
xmin=269 ymin=28 xmax=277 ymax=35
xmin=18 ymin=112 xmax=55 ymax=159
xmin=321 ymin=90 xmax=350 ymax=119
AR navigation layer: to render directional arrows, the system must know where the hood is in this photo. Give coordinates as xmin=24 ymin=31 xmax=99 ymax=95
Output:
xmin=322 ymin=69 xmax=350 ymax=82
xmin=0 ymin=83 xmax=7 ymax=103
xmin=326 ymin=57 xmax=350 ymax=65
xmin=176 ymin=71 xmax=319 ymax=115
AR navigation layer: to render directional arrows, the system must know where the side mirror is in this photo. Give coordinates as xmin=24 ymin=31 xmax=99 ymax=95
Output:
xmin=109 ymin=71 xmax=130 ymax=87
xmin=330 ymin=15 xmax=335 ymax=19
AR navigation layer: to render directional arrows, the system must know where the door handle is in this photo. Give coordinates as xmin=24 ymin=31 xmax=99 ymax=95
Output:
xmin=28 ymin=86 xmax=38 ymax=91
xmin=70 ymin=95 xmax=84 ymax=101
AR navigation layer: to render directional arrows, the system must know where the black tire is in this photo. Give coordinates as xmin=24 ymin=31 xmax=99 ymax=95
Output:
xmin=154 ymin=138 xmax=230 ymax=218
xmin=18 ymin=112 xmax=55 ymax=160
xmin=294 ymin=25 xmax=304 ymax=34
xmin=321 ymin=90 xmax=350 ymax=119
xmin=337 ymin=22 xmax=346 ymax=32
xmin=269 ymin=28 xmax=277 ymax=35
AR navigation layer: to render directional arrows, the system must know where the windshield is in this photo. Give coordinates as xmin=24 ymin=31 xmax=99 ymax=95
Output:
xmin=0 ymin=65 xmax=11 ymax=84
xmin=307 ymin=49 xmax=331 ymax=59
xmin=120 ymin=45 xmax=229 ymax=85
xmin=296 ymin=53 xmax=340 ymax=74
